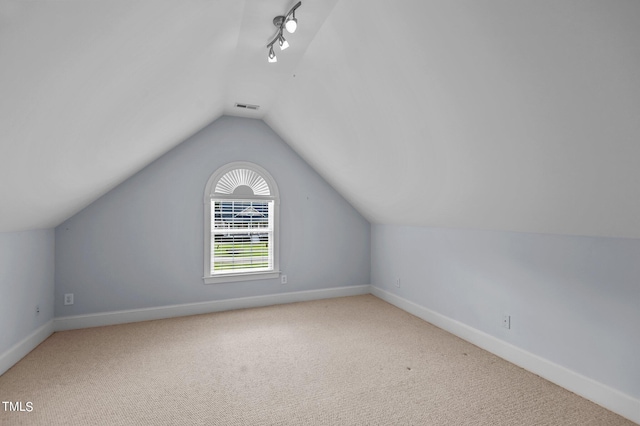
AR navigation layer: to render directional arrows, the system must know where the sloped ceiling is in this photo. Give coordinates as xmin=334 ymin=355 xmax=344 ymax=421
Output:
xmin=2 ymin=1 xmax=640 ymax=238
xmin=266 ymin=0 xmax=640 ymax=238
xmin=0 ymin=0 xmax=340 ymax=231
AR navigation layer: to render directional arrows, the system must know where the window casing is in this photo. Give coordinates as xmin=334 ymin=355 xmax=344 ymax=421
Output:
xmin=203 ymin=162 xmax=279 ymax=284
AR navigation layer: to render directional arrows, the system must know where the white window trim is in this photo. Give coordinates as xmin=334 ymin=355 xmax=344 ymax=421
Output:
xmin=203 ymin=162 xmax=280 ymax=284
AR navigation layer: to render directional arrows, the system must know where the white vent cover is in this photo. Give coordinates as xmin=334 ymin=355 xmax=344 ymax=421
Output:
xmin=214 ymin=169 xmax=270 ymax=195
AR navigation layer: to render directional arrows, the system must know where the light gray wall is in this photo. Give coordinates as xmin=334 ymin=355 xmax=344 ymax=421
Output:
xmin=55 ymin=116 xmax=370 ymax=316
xmin=371 ymin=224 xmax=640 ymax=399
xmin=0 ymin=229 xmax=55 ymax=355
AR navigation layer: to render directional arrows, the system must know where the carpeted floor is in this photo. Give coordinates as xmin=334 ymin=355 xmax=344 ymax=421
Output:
xmin=0 ymin=295 xmax=635 ymax=425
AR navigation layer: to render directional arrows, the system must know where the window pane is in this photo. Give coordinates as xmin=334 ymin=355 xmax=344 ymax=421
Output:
xmin=211 ymin=199 xmax=274 ymax=274
xmin=213 ymin=201 xmax=271 ymax=230
xmin=212 ymin=233 xmax=271 ymax=273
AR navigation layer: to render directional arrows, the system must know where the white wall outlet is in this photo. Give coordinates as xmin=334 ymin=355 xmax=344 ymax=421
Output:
xmin=281 ymin=274 xmax=287 ymax=284
xmin=395 ymin=278 xmax=401 ymax=288
xmin=502 ymin=314 xmax=511 ymax=329
xmin=36 ymin=305 xmax=40 ymax=316
xmin=64 ymin=293 xmax=74 ymax=305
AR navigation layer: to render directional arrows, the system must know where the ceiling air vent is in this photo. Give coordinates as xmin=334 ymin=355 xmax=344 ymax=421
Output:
xmin=235 ymin=103 xmax=260 ymax=111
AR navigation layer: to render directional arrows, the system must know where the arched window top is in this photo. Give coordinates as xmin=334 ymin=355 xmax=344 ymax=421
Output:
xmin=205 ymin=161 xmax=279 ymax=201
xmin=214 ymin=168 xmax=270 ymax=196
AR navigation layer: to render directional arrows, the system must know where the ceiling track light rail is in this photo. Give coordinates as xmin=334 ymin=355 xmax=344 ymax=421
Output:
xmin=267 ymin=1 xmax=301 ymax=63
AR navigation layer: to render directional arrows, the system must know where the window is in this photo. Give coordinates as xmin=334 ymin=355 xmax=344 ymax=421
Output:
xmin=203 ymin=162 xmax=279 ymax=284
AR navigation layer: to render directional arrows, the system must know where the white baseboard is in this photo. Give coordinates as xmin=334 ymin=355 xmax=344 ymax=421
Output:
xmin=370 ymin=286 xmax=640 ymax=425
xmin=0 ymin=321 xmax=54 ymax=377
xmin=54 ymin=285 xmax=371 ymax=332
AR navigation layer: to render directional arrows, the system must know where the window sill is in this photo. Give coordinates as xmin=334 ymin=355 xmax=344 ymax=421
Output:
xmin=203 ymin=271 xmax=280 ymax=285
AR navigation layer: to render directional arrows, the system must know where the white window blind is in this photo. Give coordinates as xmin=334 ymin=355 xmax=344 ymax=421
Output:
xmin=211 ymin=199 xmax=274 ymax=275
xmin=214 ymin=168 xmax=270 ymax=196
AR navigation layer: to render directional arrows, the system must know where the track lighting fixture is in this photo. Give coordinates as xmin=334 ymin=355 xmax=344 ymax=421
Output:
xmin=267 ymin=1 xmax=301 ymax=63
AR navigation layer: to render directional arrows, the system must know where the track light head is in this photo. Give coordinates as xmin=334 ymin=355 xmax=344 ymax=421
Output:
xmin=285 ymin=13 xmax=297 ymax=33
xmin=278 ymin=33 xmax=289 ymax=50
xmin=268 ymin=45 xmax=277 ymax=63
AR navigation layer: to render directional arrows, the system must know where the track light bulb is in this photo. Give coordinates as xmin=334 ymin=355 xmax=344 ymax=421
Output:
xmin=285 ymin=14 xmax=297 ymax=33
xmin=268 ymin=46 xmax=277 ymax=63
xmin=279 ymin=34 xmax=289 ymax=50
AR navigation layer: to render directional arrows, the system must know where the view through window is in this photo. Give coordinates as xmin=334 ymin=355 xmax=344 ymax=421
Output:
xmin=211 ymin=199 xmax=274 ymax=274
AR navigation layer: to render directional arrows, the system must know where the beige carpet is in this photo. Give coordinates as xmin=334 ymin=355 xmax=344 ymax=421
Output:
xmin=0 ymin=295 xmax=635 ymax=425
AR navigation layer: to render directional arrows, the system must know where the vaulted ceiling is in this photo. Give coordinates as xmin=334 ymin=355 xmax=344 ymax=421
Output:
xmin=2 ymin=1 xmax=640 ymax=238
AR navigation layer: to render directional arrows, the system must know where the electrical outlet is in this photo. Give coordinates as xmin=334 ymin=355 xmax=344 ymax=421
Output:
xmin=36 ymin=305 xmax=40 ymax=316
xmin=502 ymin=314 xmax=511 ymax=329
xmin=281 ymin=274 xmax=287 ymax=284
xmin=395 ymin=278 xmax=401 ymax=288
xmin=64 ymin=293 xmax=74 ymax=305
